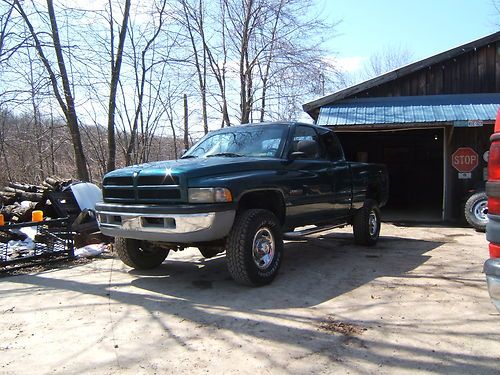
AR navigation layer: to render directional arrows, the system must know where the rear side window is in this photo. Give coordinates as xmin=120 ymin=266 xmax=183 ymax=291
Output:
xmin=321 ymin=131 xmax=345 ymax=161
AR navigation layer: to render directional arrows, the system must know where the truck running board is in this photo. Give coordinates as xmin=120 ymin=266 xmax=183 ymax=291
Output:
xmin=284 ymin=223 xmax=347 ymax=240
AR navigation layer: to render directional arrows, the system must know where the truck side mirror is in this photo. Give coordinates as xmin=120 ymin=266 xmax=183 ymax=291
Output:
xmin=289 ymin=140 xmax=319 ymax=160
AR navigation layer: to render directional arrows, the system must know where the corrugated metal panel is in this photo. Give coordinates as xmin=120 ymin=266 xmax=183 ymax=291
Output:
xmin=317 ymin=94 xmax=500 ymax=127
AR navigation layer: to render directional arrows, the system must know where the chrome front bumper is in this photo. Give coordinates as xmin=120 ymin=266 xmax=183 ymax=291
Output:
xmin=484 ymin=258 xmax=500 ymax=312
xmin=96 ymin=203 xmax=236 ymax=243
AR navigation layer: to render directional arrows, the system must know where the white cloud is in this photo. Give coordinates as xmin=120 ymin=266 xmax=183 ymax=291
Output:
xmin=335 ymin=56 xmax=365 ymax=73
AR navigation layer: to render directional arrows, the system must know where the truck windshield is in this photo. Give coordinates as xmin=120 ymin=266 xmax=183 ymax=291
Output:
xmin=183 ymin=126 xmax=286 ymax=158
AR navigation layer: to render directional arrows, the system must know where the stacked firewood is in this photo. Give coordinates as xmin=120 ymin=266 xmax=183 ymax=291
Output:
xmin=0 ymin=177 xmax=73 ymax=223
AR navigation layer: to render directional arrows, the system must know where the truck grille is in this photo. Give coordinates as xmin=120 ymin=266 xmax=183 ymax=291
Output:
xmin=137 ymin=189 xmax=181 ymax=200
xmin=103 ymin=189 xmax=135 ymax=200
xmin=103 ymin=173 xmax=183 ymax=204
xmin=104 ymin=176 xmax=134 ymax=186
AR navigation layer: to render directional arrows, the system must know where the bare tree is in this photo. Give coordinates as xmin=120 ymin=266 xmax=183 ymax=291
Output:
xmin=177 ymin=0 xmax=231 ymax=127
xmin=179 ymin=0 xmax=209 ymax=134
xmin=0 ymin=1 xmax=30 ymax=106
xmin=0 ymin=0 xmax=341 ymax=184
xmin=12 ymin=0 xmax=89 ymax=180
xmin=494 ymin=0 xmax=500 ymax=13
xmin=27 ymin=46 xmax=45 ymax=180
xmin=119 ymin=0 xmax=176 ymax=165
xmin=362 ymin=44 xmax=414 ymax=79
xmin=0 ymin=1 xmax=14 ymax=64
xmin=221 ymin=0 xmax=336 ymax=123
xmin=257 ymin=0 xmax=284 ymax=122
xmin=224 ymin=0 xmax=258 ymax=124
xmin=106 ymin=0 xmax=131 ymax=172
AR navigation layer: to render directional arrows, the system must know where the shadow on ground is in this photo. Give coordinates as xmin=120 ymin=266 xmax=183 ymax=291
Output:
xmin=7 ymin=232 xmax=500 ymax=374
xmin=130 ymin=233 xmax=436 ymax=310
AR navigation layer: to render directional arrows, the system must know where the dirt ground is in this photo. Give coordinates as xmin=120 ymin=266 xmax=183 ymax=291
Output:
xmin=1 ymin=223 xmax=499 ymax=374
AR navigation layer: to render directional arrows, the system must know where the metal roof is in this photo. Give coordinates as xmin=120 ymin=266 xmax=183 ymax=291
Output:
xmin=317 ymin=94 xmax=500 ymax=127
xmin=304 ymin=31 xmax=500 ymax=117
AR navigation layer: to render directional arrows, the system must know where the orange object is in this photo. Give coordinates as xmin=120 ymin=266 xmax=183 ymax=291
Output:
xmin=223 ymin=188 xmax=233 ymax=202
xmin=32 ymin=210 xmax=44 ymax=222
xmin=0 ymin=214 xmax=4 ymax=226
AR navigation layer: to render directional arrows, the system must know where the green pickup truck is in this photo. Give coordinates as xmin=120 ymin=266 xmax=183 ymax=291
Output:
xmin=96 ymin=122 xmax=389 ymax=286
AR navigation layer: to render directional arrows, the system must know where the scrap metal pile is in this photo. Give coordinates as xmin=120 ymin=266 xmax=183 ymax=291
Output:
xmin=0 ymin=177 xmax=103 ymax=268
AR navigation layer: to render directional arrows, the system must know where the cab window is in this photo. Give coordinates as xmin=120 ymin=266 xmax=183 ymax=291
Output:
xmin=291 ymin=126 xmax=326 ymax=159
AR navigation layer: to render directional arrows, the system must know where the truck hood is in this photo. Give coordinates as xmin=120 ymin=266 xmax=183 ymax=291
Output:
xmin=104 ymin=157 xmax=283 ymax=180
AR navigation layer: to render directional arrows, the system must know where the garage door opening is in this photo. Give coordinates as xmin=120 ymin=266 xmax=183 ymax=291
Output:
xmin=337 ymin=128 xmax=444 ymax=222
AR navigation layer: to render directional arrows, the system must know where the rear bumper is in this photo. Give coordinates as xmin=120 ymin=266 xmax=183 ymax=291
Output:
xmin=95 ymin=202 xmax=235 ymax=243
xmin=484 ymin=258 xmax=500 ymax=312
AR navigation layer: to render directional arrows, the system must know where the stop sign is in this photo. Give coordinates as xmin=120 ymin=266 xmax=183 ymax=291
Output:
xmin=452 ymin=147 xmax=479 ymax=173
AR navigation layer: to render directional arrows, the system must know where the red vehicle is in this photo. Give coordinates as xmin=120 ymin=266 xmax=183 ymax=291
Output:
xmin=485 ymin=109 xmax=500 ymax=311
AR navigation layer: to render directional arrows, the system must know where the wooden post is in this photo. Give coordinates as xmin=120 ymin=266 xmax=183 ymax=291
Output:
xmin=443 ymin=125 xmax=454 ymax=221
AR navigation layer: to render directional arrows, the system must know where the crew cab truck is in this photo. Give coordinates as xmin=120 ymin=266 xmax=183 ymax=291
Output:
xmin=96 ymin=122 xmax=389 ymax=286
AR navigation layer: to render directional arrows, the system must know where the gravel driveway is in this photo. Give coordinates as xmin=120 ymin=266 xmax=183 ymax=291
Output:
xmin=1 ymin=223 xmax=498 ymax=374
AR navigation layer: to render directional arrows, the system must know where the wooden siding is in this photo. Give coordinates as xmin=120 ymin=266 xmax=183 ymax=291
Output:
xmin=348 ymin=42 xmax=500 ymax=99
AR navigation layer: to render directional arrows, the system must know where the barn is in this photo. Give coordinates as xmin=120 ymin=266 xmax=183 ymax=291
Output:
xmin=303 ymin=32 xmax=500 ymax=225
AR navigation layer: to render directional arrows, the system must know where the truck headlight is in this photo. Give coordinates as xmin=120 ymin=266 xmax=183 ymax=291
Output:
xmin=188 ymin=188 xmax=233 ymax=203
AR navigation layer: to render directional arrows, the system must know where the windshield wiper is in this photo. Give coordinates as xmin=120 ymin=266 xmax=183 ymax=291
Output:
xmin=206 ymin=152 xmax=243 ymax=157
xmin=180 ymin=155 xmax=197 ymax=159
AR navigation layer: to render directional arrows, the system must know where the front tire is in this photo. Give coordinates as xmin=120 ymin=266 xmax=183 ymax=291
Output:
xmin=464 ymin=191 xmax=488 ymax=231
xmin=198 ymin=246 xmax=224 ymax=258
xmin=114 ymin=237 xmax=169 ymax=269
xmin=226 ymin=209 xmax=283 ymax=286
xmin=353 ymin=200 xmax=381 ymax=246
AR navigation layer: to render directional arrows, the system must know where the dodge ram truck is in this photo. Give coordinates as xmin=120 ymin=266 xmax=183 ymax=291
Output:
xmin=96 ymin=122 xmax=389 ymax=286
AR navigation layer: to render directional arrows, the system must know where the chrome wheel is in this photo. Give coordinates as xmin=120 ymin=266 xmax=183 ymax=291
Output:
xmin=473 ymin=199 xmax=488 ymax=223
xmin=252 ymin=227 xmax=275 ymax=269
xmin=368 ymin=211 xmax=378 ymax=236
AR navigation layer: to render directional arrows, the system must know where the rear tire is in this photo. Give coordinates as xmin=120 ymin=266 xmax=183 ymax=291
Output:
xmin=226 ymin=209 xmax=283 ymax=286
xmin=114 ymin=237 xmax=169 ymax=269
xmin=353 ymin=200 xmax=381 ymax=246
xmin=464 ymin=192 xmax=488 ymax=232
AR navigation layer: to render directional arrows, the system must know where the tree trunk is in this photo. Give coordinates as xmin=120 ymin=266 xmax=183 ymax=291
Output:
xmin=0 ymin=114 xmax=12 ymax=181
xmin=167 ymin=103 xmax=178 ymax=159
xmin=106 ymin=0 xmax=131 ymax=172
xmin=182 ymin=0 xmax=208 ymax=135
xmin=183 ymin=94 xmax=189 ymax=151
xmin=46 ymin=0 xmax=89 ymax=181
xmin=238 ymin=0 xmax=254 ymax=124
xmin=49 ymin=110 xmax=56 ymax=176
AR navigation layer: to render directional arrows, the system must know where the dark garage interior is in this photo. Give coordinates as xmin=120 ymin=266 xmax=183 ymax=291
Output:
xmin=337 ymin=129 xmax=444 ymax=221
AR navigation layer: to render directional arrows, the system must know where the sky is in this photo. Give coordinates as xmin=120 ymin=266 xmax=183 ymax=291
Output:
xmin=320 ymin=0 xmax=499 ymax=74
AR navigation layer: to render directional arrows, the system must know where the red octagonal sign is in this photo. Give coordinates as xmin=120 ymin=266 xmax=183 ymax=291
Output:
xmin=452 ymin=147 xmax=479 ymax=173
